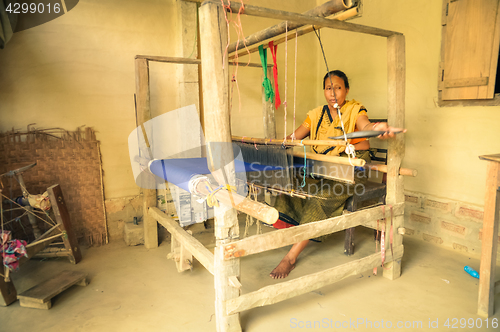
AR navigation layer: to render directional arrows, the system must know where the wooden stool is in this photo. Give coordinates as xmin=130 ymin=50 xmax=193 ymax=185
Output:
xmin=17 ymin=270 xmax=88 ymax=309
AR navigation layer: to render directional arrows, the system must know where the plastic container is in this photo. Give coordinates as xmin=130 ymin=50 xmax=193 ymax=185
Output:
xmin=464 ymin=265 xmax=479 ymax=279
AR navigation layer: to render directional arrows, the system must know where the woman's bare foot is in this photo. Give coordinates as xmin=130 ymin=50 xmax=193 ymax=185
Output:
xmin=269 ymin=256 xmax=296 ymax=279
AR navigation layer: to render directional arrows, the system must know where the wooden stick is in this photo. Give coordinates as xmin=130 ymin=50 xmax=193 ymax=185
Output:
xmin=293 ymin=150 xmax=365 ymax=167
xmin=227 ymin=0 xmax=352 ymax=54
xmin=383 ymin=33 xmax=406 ymax=280
xmin=230 ymin=7 xmax=359 ymax=60
xmin=477 ymin=158 xmax=500 ymax=317
xmin=135 ymin=55 xmax=268 ymax=69
xmin=233 ymin=135 xmax=346 ymax=147
xmin=365 ymin=164 xmax=417 ymax=177
xmin=149 ymin=207 xmax=214 ymax=275
xmin=210 ymin=0 xmax=400 ymax=39
xmin=225 ymin=245 xmax=404 ymax=315
xmin=223 ymin=203 xmax=404 ymax=259
xmin=194 ymin=180 xmax=278 ymax=225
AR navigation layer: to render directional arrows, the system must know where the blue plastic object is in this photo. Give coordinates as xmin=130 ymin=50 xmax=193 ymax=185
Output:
xmin=464 ymin=266 xmax=479 ymax=279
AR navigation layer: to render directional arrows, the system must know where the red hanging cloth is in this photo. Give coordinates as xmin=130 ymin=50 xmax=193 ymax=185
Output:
xmin=268 ymin=41 xmax=281 ymax=110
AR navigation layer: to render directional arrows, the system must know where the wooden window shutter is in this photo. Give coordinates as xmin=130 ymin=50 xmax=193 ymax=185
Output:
xmin=440 ymin=0 xmax=500 ymax=100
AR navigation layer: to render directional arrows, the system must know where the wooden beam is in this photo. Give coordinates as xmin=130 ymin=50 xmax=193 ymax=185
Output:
xmin=383 ymin=34 xmax=405 ymax=280
xmin=365 ymin=164 xmax=417 ymax=177
xmin=223 ymin=203 xmax=404 ymax=259
xmin=47 ymin=184 xmax=82 ymax=264
xmin=135 ymin=55 xmax=267 ymax=68
xmin=293 ymin=150 xmax=365 ymax=167
xmin=135 ymin=58 xmax=158 ymax=249
xmin=211 ymin=1 xmax=400 ymax=40
xmin=229 ymin=7 xmax=359 ymax=60
xmin=477 ymin=159 xmax=500 ymax=317
xmin=150 ymin=208 xmax=214 ymax=275
xmin=199 ymin=1 xmax=241 ymax=330
xmin=227 ymin=0 xmax=352 ymax=54
xmin=232 ymin=135 xmax=346 ymax=147
xmin=226 ymin=245 xmax=404 ymax=315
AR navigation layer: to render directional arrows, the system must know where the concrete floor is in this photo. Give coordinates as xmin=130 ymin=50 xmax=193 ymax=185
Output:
xmin=1 ymin=224 xmax=500 ymax=332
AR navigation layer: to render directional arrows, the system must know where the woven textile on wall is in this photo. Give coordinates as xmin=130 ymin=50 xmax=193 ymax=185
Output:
xmin=0 ymin=127 xmax=107 ymax=246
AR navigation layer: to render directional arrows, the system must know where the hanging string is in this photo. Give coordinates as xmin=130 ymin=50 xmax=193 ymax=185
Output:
xmin=293 ymin=28 xmax=298 ymax=136
xmin=283 ymin=21 xmax=288 ymax=142
xmin=312 ymin=28 xmax=356 ymax=166
xmin=300 ymin=139 xmax=307 ymax=188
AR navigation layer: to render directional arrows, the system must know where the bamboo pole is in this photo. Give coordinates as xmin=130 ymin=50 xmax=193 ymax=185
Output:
xmin=135 ymin=55 xmax=270 ymax=69
xmin=223 ymin=203 xmax=404 ymax=259
xmin=230 ymin=7 xmax=359 ymax=60
xmin=227 ymin=0 xmax=352 ymax=54
xmin=364 ymin=164 xmax=417 ymax=177
xmin=211 ymin=0 xmax=400 ymax=40
xmin=232 ymin=135 xmax=346 ymax=147
xmin=293 ymin=150 xmax=365 ymax=167
xmin=226 ymin=245 xmax=404 ymax=315
xmin=194 ymin=180 xmax=278 ymax=225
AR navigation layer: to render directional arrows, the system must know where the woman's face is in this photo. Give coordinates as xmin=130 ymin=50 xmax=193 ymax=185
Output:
xmin=324 ymin=75 xmax=349 ymax=108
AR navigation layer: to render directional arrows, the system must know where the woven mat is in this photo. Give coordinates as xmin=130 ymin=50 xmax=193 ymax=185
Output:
xmin=0 ymin=127 xmax=107 ymax=245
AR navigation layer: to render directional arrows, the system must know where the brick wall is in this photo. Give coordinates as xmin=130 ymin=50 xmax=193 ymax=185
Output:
xmin=403 ymin=191 xmax=499 ymax=259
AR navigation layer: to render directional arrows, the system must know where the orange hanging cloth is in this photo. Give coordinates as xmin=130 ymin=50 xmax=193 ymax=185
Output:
xmin=268 ymin=41 xmax=281 ymax=110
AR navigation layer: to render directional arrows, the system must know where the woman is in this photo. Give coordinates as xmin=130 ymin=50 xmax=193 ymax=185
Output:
xmin=270 ymin=70 xmax=403 ymax=279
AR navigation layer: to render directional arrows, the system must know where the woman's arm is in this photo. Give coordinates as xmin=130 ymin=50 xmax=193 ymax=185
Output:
xmin=286 ymin=124 xmax=310 ymax=140
xmin=356 ymin=114 xmax=406 ymax=140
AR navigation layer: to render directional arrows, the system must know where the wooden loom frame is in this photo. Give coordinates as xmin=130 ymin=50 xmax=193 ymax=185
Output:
xmin=143 ymin=1 xmax=406 ymax=331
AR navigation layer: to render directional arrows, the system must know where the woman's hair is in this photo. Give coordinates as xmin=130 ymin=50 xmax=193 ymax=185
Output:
xmin=323 ymin=70 xmax=349 ymax=90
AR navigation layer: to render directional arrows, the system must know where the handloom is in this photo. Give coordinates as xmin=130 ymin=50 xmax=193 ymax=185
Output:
xmin=139 ymin=1 xmax=410 ymax=331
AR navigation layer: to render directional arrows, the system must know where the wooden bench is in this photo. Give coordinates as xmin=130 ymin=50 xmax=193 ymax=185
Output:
xmin=17 ymin=270 xmax=88 ymax=309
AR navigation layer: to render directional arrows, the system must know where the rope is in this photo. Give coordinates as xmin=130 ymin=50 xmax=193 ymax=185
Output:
xmin=300 ymin=139 xmax=307 ymax=188
xmin=205 ymin=184 xmax=237 ymax=208
xmin=293 ymin=28 xmax=298 ymax=135
xmin=284 ymin=21 xmax=288 ymax=141
xmin=313 ymin=28 xmax=356 ymax=166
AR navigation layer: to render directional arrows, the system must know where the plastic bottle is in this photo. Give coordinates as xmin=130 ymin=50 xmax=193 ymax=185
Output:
xmin=464 ymin=266 xmax=479 ymax=279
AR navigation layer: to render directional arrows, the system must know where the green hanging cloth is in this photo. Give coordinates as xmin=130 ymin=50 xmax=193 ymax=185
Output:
xmin=258 ymin=44 xmax=274 ymax=103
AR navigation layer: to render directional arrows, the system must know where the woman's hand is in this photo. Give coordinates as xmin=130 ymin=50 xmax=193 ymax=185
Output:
xmin=372 ymin=122 xmax=406 ymax=139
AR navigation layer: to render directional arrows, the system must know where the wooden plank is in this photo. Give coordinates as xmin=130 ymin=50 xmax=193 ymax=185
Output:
xmin=17 ymin=270 xmax=88 ymax=304
xmin=47 ymin=185 xmax=82 ymax=264
xmin=384 ymin=33 xmax=405 ymax=280
xmin=444 ymin=77 xmax=489 ymax=88
xmin=227 ymin=0 xmax=352 ymax=54
xmin=199 ymin=2 xmax=241 ymax=330
xmin=223 ymin=203 xmax=404 ymax=260
xmin=477 ymin=160 xmax=500 ymax=317
xmin=135 ymin=58 xmax=158 ymax=249
xmin=226 ymin=245 xmax=404 ymax=315
xmin=233 ymin=135 xmax=346 ymax=147
xmin=150 ymin=208 xmax=214 ymax=274
xmin=442 ymin=0 xmax=500 ymax=100
xmin=211 ymin=0 xmax=399 ymax=38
